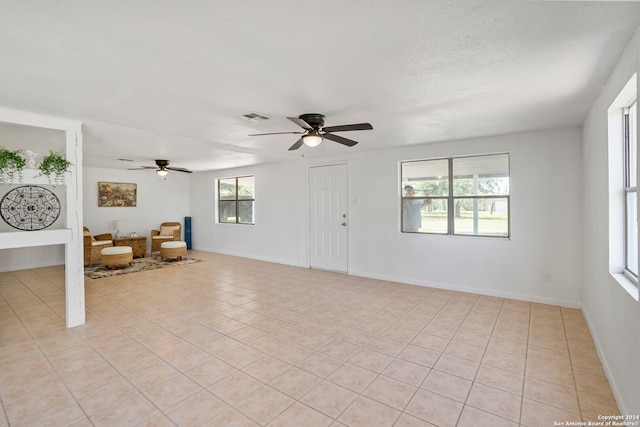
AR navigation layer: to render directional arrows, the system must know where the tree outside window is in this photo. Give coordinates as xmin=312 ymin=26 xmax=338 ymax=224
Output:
xmin=401 ymin=154 xmax=509 ymax=237
xmin=218 ymin=176 xmax=254 ymax=224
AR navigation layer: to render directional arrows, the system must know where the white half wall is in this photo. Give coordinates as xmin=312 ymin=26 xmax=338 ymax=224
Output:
xmin=190 ymin=127 xmax=583 ymax=307
xmin=582 ymin=28 xmax=640 ymax=416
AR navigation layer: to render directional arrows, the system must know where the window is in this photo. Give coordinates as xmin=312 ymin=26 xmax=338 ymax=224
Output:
xmin=218 ymin=176 xmax=254 ymax=224
xmin=624 ymin=101 xmax=638 ymax=279
xmin=401 ymin=153 xmax=510 ymax=237
xmin=608 ymin=74 xmax=638 ymax=298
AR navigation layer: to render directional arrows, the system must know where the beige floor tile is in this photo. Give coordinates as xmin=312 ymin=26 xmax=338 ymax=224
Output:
xmin=143 ymin=374 xmax=202 ymax=411
xmin=482 ymin=349 xmax=525 ymax=374
xmin=574 ymin=370 xmax=616 ymax=400
xmin=420 ymin=369 xmax=472 ymax=402
xmin=382 ymin=326 xmax=419 ymax=344
xmin=133 ymin=413 xmax=176 ymax=427
xmin=527 ymin=344 xmax=571 ymax=367
xmin=365 ymin=336 xmax=406 ymax=357
xmin=328 ymin=363 xmax=378 ymax=393
xmin=475 ymin=364 xmax=523 ymax=395
xmin=126 ymin=359 xmax=181 ymax=391
xmin=523 ymin=376 xmax=580 ymax=414
xmin=0 ymin=256 xmax=621 ymax=427
xmin=300 ymin=380 xmax=358 ymax=419
xmin=243 ymin=355 xmax=292 ymax=383
xmin=165 ymin=389 xmax=229 ymax=426
xmin=397 ymin=344 xmax=441 ymax=368
xmin=338 ymin=395 xmax=401 ymax=427
xmin=90 ymin=393 xmax=160 ymax=427
xmin=185 ymin=357 xmax=237 ymax=387
xmin=382 ymin=359 xmax=430 ymax=386
xmin=422 ymin=323 xmax=458 ymax=340
xmin=269 ymin=366 xmax=322 ymax=399
xmin=520 ymin=398 xmax=583 ymax=426
xmin=570 ymin=353 xmax=607 ymax=377
xmin=208 ymin=407 xmax=260 ymax=427
xmin=75 ymin=376 xmax=139 ymax=416
xmin=166 ymin=346 xmax=215 ymax=373
xmin=457 ymin=405 xmax=518 ymax=427
xmin=208 ymin=371 xmax=264 ymax=405
xmin=234 ymin=385 xmax=295 ymax=425
xmin=217 ymin=343 xmax=265 ymax=369
xmin=405 ymin=389 xmax=463 ymax=427
xmin=10 ymin=397 xmax=86 ymax=427
xmin=452 ymin=329 xmax=491 ymax=347
xmin=525 ymin=357 xmax=575 ymax=386
xmin=297 ymin=351 xmax=343 ymax=378
xmin=363 ymin=374 xmax=417 ymax=410
xmin=411 ymin=332 xmax=450 ymax=352
xmin=269 ymin=401 xmax=333 ymax=427
xmin=486 ymin=335 xmax=527 ymax=357
xmin=349 ymin=348 xmax=394 ymax=373
xmin=393 ymin=413 xmax=439 ymax=426
xmin=2 ymin=376 xmax=74 ymax=423
xmin=466 ymin=383 xmax=521 ymax=422
xmin=578 ymin=389 xmax=621 ymax=419
xmin=444 ymin=340 xmax=485 ymax=362
xmin=432 ymin=354 xmax=479 ymax=380
xmin=492 ymin=325 xmax=529 ymax=343
xmin=320 ymin=339 xmax=361 ymax=361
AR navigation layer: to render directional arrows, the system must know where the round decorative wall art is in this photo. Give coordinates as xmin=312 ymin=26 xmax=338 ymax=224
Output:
xmin=1 ymin=185 xmax=61 ymax=231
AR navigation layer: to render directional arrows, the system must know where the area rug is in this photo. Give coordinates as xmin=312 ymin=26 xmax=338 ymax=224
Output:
xmin=85 ymin=256 xmax=202 ymax=279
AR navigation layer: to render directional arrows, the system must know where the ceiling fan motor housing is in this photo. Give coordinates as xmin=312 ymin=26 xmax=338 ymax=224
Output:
xmin=299 ymin=113 xmax=325 ymax=130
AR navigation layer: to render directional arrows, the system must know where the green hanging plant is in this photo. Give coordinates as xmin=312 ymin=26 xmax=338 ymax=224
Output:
xmin=0 ymin=147 xmax=26 ymax=183
xmin=39 ymin=150 xmax=72 ymax=185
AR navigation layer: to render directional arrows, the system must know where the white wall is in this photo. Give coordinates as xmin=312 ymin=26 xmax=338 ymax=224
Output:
xmin=190 ymin=161 xmax=309 ymax=266
xmin=83 ymin=167 xmax=191 ymax=253
xmin=582 ymin=28 xmax=640 ymax=415
xmin=190 ymin=127 xmax=583 ymax=307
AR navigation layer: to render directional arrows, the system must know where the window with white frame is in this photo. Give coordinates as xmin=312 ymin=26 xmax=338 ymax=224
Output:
xmin=218 ymin=176 xmax=255 ymax=224
xmin=401 ymin=153 xmax=510 ymax=237
xmin=624 ymin=101 xmax=638 ymax=279
xmin=608 ymin=74 xmax=638 ymax=297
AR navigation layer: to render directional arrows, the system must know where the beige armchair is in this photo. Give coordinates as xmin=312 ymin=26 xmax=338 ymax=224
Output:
xmin=83 ymin=226 xmax=113 ymax=266
xmin=151 ymin=222 xmax=181 ymax=253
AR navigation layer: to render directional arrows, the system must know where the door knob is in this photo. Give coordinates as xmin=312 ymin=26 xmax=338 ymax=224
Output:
xmin=342 ymin=222 xmax=347 ymax=226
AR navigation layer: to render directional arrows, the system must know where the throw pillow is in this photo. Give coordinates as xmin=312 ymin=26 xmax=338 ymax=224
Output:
xmin=160 ymin=225 xmax=179 ymax=236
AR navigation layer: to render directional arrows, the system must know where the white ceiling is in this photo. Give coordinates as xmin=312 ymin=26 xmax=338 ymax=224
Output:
xmin=1 ymin=1 xmax=639 ymax=172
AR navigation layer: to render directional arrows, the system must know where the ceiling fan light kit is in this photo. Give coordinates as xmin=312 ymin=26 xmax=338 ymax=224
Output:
xmin=156 ymin=168 xmax=168 ymax=176
xmin=249 ymin=113 xmax=373 ymax=151
xmin=302 ymin=131 xmax=323 ymax=147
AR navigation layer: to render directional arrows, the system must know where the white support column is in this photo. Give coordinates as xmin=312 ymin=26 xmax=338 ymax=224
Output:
xmin=65 ymin=128 xmax=84 ymax=327
xmin=0 ymin=106 xmax=85 ymax=328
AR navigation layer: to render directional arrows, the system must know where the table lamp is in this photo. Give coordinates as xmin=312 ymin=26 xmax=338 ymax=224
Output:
xmin=113 ymin=220 xmax=124 ymax=238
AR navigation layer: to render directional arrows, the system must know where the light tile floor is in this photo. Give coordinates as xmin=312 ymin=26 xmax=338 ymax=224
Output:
xmin=0 ymin=251 xmax=620 ymax=426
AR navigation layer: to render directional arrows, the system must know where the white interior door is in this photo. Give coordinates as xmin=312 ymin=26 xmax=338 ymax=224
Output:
xmin=309 ymin=164 xmax=349 ymax=272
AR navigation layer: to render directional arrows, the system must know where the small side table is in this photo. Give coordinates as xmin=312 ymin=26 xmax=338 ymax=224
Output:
xmin=113 ymin=236 xmax=147 ymax=258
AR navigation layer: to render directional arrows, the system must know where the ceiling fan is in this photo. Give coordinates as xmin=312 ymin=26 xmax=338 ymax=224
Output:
xmin=129 ymin=159 xmax=193 ymax=176
xmin=249 ymin=113 xmax=373 ymax=151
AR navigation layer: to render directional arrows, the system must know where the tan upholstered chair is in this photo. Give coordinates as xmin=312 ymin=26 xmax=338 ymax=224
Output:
xmin=151 ymin=222 xmax=181 ymax=253
xmin=83 ymin=226 xmax=113 ymax=266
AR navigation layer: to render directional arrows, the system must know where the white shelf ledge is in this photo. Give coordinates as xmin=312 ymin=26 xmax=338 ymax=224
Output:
xmin=0 ymin=228 xmax=72 ymax=249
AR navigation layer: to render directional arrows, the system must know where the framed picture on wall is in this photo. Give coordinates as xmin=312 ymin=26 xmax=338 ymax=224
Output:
xmin=98 ymin=182 xmax=137 ymax=207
